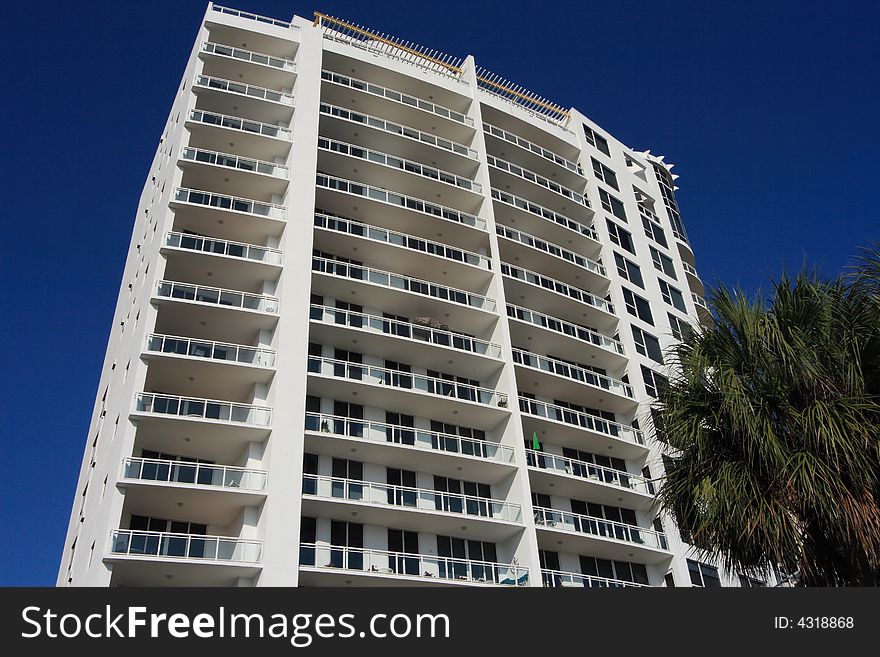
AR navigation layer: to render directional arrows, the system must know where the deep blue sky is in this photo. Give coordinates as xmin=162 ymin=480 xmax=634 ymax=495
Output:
xmin=1 ymin=0 xmax=877 ymax=585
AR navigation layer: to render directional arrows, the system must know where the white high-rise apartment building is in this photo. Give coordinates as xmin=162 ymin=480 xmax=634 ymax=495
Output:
xmin=59 ymin=4 xmax=735 ymax=588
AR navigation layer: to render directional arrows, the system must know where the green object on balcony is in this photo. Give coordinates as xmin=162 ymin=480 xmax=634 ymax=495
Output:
xmin=532 ymin=431 xmax=540 ymax=450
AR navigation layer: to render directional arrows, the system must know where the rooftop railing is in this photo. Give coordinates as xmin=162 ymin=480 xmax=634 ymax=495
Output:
xmin=155 ymin=280 xmax=279 ymax=314
xmin=210 ymin=4 xmax=297 ymax=30
xmin=496 ymin=224 xmax=605 ymax=277
xmin=541 ymin=568 xmax=644 ymax=588
xmin=122 ymin=456 xmax=268 ymax=492
xmin=505 ymin=303 xmax=625 ymax=356
xmin=110 ymin=529 xmax=262 ymax=564
xmin=305 ymin=412 xmax=515 ymax=464
xmin=309 ymin=304 xmax=502 ymax=358
xmin=134 ymin=392 xmax=272 ymax=426
xmin=165 ymin=231 xmax=283 ymax=266
xmin=491 ymin=188 xmax=598 ymax=242
xmin=533 ymin=506 xmax=668 ymax=550
xmin=145 ymin=333 xmax=276 ymax=368
xmin=194 ymin=74 xmax=294 ymax=105
xmin=174 ymin=187 xmax=286 ymax=220
xmin=302 ymin=474 xmax=521 ymax=522
xmin=483 ymin=122 xmax=583 ymax=176
xmin=181 ymin=146 xmax=289 ymax=178
xmin=201 ymin=41 xmax=296 ymax=72
xmin=518 ymin=397 xmax=645 ymax=447
xmin=501 ymin=262 xmax=613 ymax=314
xmin=188 ymin=109 xmax=291 ymax=140
xmin=525 ymin=449 xmax=653 ymax=495
xmin=511 ymin=348 xmax=634 ymax=399
xmin=475 ymin=66 xmax=570 ymax=126
xmin=487 ymin=154 xmax=587 ymax=207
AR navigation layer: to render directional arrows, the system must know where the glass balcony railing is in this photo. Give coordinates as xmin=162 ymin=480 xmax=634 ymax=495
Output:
xmin=201 ymin=41 xmax=296 ymax=72
xmin=305 ymin=412 xmax=515 ymax=463
xmin=533 ymin=506 xmax=669 ymax=551
xmin=194 ymin=74 xmax=294 ymax=105
xmin=318 ymin=137 xmax=480 ymax=193
xmin=134 ymin=392 xmax=272 ymax=426
xmin=320 ymin=103 xmax=477 ymax=158
xmin=482 ymin=122 xmax=584 ymax=176
xmin=309 ymin=304 xmax=502 ymax=358
xmin=145 ymin=333 xmax=276 ymax=368
xmin=155 ymin=280 xmax=279 ymax=313
xmin=511 ymin=348 xmax=634 ymax=399
xmin=302 ymin=474 xmax=521 ymax=522
xmin=501 ymin=263 xmax=613 ymax=315
xmin=541 ymin=569 xmax=644 ymax=588
xmin=110 ymin=530 xmax=262 ymax=564
xmin=496 ymin=225 xmax=605 ymax=277
xmin=506 ymin=303 xmax=625 ymax=356
xmin=518 ymin=397 xmax=645 ymax=447
xmin=491 ymin=188 xmax=598 ymax=241
xmin=174 ymin=187 xmax=286 ymax=220
xmin=321 ymin=70 xmax=474 ymax=127
xmin=682 ymin=261 xmax=700 ymax=279
xmin=122 ymin=457 xmax=268 ymax=492
xmin=307 ymin=356 xmax=509 ymax=409
xmin=312 ymin=256 xmax=496 ymax=312
xmin=525 ymin=449 xmax=654 ymax=495
xmin=188 ymin=109 xmax=291 ymax=140
xmin=487 ymin=154 xmax=588 ymax=207
xmin=314 ymin=212 xmax=489 ymax=269
xmin=317 ymin=173 xmax=485 ymax=231
xmin=165 ymin=231 xmax=283 ymax=265
xmin=210 ymin=4 xmax=296 ymax=30
xmin=692 ymin=293 xmax=709 ymax=310
xmin=299 ymin=543 xmax=528 ymax=586
xmin=181 ymin=147 xmax=289 ymax=178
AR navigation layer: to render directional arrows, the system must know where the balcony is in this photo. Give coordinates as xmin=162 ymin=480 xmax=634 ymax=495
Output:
xmin=318 ymin=137 xmax=481 ymax=212
xmin=299 ymin=544 xmax=529 ymax=587
xmin=199 ymin=41 xmax=296 ymax=90
xmin=487 ymin=154 xmax=589 ymax=217
xmin=301 ymin=475 xmax=521 ymax=540
xmin=491 ymin=188 xmax=601 ymax=258
xmin=309 ymin=305 xmax=503 ymax=381
xmin=519 ymin=397 xmax=647 ymax=460
xmin=681 ymin=261 xmax=705 ymax=295
xmin=119 ymin=457 xmax=267 ymax=525
xmin=511 ymin=348 xmax=635 ymax=412
xmin=306 ymin=356 xmax=509 ymax=428
xmin=193 ymin=74 xmax=294 ymax=124
xmin=171 ymin=188 xmax=285 ymax=244
xmin=107 ymin=530 xmax=261 ymax=585
xmin=133 ymin=392 xmax=271 ymax=425
xmin=320 ymin=70 xmax=475 ymax=143
xmin=186 ymin=109 xmax=291 ymax=162
xmin=483 ymin=121 xmax=585 ymax=186
xmin=501 ymin=263 xmax=617 ymax=330
xmin=315 ymin=173 xmax=486 ymax=252
xmin=304 ymin=412 xmax=515 ymax=483
xmin=496 ymin=224 xmax=607 ymax=289
xmin=313 ymin=212 xmax=490 ymax=290
xmin=692 ymin=292 xmax=713 ymax=326
xmin=311 ymin=256 xmax=496 ymax=335
xmin=505 ymin=303 xmax=626 ymax=369
xmin=541 ymin=569 xmax=644 ymax=588
xmin=179 ymin=147 xmax=288 ymax=197
xmin=319 ymin=102 xmax=478 ymax=175
xmin=533 ymin=507 xmax=671 ymax=563
xmin=525 ymin=450 xmax=654 ymax=509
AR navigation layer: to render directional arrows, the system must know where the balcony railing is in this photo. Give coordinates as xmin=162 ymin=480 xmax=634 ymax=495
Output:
xmin=496 ymin=225 xmax=605 ymax=276
xmin=165 ymin=231 xmax=283 ymax=266
xmin=302 ymin=474 xmax=521 ymax=522
xmin=314 ymin=212 xmax=489 ymax=269
xmin=541 ymin=569 xmax=644 ymax=588
xmin=491 ymin=189 xmax=598 ymax=241
xmin=533 ymin=507 xmax=669 ymax=550
xmin=525 ymin=450 xmax=653 ymax=495
xmin=307 ymin=356 xmax=509 ymax=408
xmin=321 ymin=70 xmax=473 ymax=127
xmin=506 ymin=304 xmax=625 ymax=356
xmin=518 ymin=397 xmax=645 ymax=446
xmin=312 ymin=256 xmax=495 ymax=312
xmin=134 ymin=392 xmax=272 ymax=426
xmin=316 ymin=173 xmax=484 ymax=231
xmin=201 ymin=41 xmax=296 ymax=72
xmin=682 ymin=261 xmax=700 ymax=279
xmin=320 ymin=103 xmax=477 ymax=159
xmin=692 ymin=293 xmax=708 ymax=310
xmin=501 ymin=263 xmax=613 ymax=314
xmin=319 ymin=137 xmax=480 ymax=193
xmin=487 ymin=154 xmax=587 ymax=207
xmin=299 ymin=543 xmax=528 ymax=586
xmin=155 ymin=280 xmax=279 ymax=314
xmin=188 ymin=109 xmax=291 ymax=141
xmin=145 ymin=333 xmax=276 ymax=368
xmin=181 ymin=147 xmax=289 ymax=178
xmin=194 ymin=74 xmax=294 ymax=105
xmin=174 ymin=187 xmax=286 ymax=220
xmin=122 ymin=457 xmax=268 ymax=492
xmin=309 ymin=304 xmax=503 ymax=358
xmin=483 ymin=122 xmax=583 ymax=176
xmin=511 ymin=348 xmax=634 ymax=399
xmin=305 ymin=412 xmax=515 ymax=463
xmin=210 ymin=4 xmax=296 ymax=30
xmin=110 ymin=529 xmax=262 ymax=564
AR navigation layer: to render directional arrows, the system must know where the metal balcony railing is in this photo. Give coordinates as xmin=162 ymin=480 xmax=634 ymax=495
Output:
xmin=155 ymin=280 xmax=279 ymax=313
xmin=511 ymin=348 xmax=634 ymax=399
xmin=682 ymin=261 xmax=700 ymax=279
xmin=505 ymin=303 xmax=625 ymax=356
xmin=496 ymin=225 xmax=605 ymax=277
xmin=145 ymin=333 xmax=276 ymax=368
xmin=541 ymin=568 xmax=644 ymax=588
xmin=518 ymin=397 xmax=645 ymax=446
xmin=210 ymin=4 xmax=297 ymax=30
xmin=122 ymin=457 xmax=268 ymax=492
xmin=501 ymin=263 xmax=613 ymax=314
xmin=181 ymin=147 xmax=289 ymax=178
xmin=692 ymin=293 xmax=708 ymax=310
xmin=188 ymin=109 xmax=291 ymax=141
xmin=134 ymin=393 xmax=272 ymax=426
xmin=201 ymin=41 xmax=296 ymax=72
xmin=165 ymin=231 xmax=283 ymax=266
xmin=194 ymin=74 xmax=294 ymax=105
xmin=110 ymin=529 xmax=262 ymax=563
xmin=491 ymin=188 xmax=598 ymax=241
xmin=533 ymin=506 xmax=669 ymax=550
xmin=174 ymin=187 xmax=286 ymax=220
xmin=487 ymin=154 xmax=587 ymax=207
xmin=525 ymin=450 xmax=653 ymax=495
xmin=483 ymin=122 xmax=583 ymax=176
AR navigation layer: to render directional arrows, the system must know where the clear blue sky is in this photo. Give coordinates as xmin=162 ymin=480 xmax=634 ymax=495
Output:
xmin=1 ymin=0 xmax=877 ymax=585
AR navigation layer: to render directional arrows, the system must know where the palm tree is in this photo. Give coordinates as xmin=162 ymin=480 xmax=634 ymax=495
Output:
xmin=655 ymin=251 xmax=880 ymax=586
